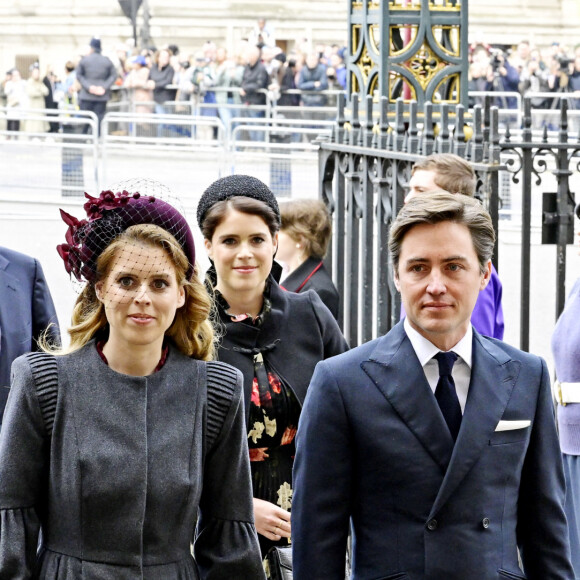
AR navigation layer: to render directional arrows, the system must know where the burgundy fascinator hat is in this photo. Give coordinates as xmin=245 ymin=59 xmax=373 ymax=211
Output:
xmin=57 ymin=179 xmax=195 ymax=283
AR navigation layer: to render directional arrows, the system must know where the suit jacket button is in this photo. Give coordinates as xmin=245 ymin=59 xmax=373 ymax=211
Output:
xmin=427 ymin=519 xmax=438 ymax=531
xmin=482 ymin=517 xmax=490 ymax=529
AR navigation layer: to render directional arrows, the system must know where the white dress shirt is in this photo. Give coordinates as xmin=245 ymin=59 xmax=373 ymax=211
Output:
xmin=403 ymin=318 xmax=473 ymax=413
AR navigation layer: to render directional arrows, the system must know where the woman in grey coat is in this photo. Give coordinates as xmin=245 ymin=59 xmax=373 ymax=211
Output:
xmin=0 ymin=182 xmax=264 ymax=579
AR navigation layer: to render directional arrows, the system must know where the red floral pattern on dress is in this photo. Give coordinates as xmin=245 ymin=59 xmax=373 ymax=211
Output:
xmin=249 ymin=448 xmax=269 ymax=462
xmin=280 ymin=426 xmax=297 ymax=446
xmin=268 ymin=373 xmax=282 ymax=394
xmin=251 ymin=378 xmax=260 ymax=407
xmin=260 ymin=389 xmax=272 ymax=406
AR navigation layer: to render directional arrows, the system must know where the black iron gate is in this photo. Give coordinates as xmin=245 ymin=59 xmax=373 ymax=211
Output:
xmin=320 ymin=94 xmax=578 ymax=349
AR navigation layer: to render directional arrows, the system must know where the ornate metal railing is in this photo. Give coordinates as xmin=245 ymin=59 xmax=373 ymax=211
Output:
xmin=320 ymin=93 xmax=578 ymax=350
xmin=347 ymin=0 xmax=468 ymax=109
xmin=500 ymin=99 xmax=579 ymax=350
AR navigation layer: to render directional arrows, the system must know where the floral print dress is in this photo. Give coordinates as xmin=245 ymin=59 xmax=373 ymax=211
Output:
xmin=248 ymin=350 xmax=301 ymax=557
xmin=217 ymin=291 xmax=301 ymax=558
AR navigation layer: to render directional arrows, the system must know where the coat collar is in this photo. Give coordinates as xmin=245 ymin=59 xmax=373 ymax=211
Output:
xmin=0 ymin=253 xmax=18 ymax=292
xmin=361 ymin=322 xmax=521 ymax=514
xmin=216 ymin=276 xmax=290 ymax=353
xmin=280 ymin=256 xmax=323 ymax=293
xmin=0 ymin=252 xmax=9 ymax=272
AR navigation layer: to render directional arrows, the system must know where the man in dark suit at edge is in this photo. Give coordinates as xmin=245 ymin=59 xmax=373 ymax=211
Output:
xmin=292 ymin=192 xmax=573 ymax=579
xmin=0 ymin=246 xmax=60 ymax=427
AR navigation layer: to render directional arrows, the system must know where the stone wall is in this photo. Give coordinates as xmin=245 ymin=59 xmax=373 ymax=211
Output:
xmin=469 ymin=0 xmax=580 ymax=47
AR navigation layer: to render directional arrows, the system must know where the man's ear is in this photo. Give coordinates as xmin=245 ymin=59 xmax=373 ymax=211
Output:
xmin=393 ymin=268 xmax=401 ymax=292
xmin=480 ymin=259 xmax=492 ymax=290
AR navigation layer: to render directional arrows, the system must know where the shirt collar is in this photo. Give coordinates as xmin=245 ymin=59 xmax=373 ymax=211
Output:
xmin=214 ymin=283 xmax=272 ymax=327
xmin=403 ymin=317 xmax=473 ymax=368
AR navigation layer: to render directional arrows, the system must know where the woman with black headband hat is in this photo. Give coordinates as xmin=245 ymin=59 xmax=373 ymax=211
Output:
xmin=198 ymin=175 xmax=348 ymax=558
xmin=0 ymin=180 xmax=264 ymax=579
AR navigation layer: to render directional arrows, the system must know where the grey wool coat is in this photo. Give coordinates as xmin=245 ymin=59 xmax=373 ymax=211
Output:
xmin=0 ymin=341 xmax=265 ymax=580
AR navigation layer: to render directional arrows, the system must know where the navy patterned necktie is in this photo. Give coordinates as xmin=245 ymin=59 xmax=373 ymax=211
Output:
xmin=434 ymin=351 xmax=462 ymax=441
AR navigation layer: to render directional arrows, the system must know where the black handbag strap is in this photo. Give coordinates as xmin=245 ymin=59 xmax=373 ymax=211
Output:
xmin=26 ymin=352 xmax=58 ymax=438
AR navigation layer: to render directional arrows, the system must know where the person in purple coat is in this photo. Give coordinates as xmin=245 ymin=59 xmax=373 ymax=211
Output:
xmin=404 ymin=153 xmax=504 ymax=340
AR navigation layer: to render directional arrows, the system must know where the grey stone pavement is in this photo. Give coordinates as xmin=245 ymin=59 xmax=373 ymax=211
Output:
xmin=0 ymin=140 xmax=579 ymax=375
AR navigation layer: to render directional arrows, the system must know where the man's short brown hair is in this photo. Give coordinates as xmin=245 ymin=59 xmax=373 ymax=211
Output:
xmin=389 ymin=192 xmax=495 ymax=275
xmin=412 ymin=153 xmax=476 ymax=196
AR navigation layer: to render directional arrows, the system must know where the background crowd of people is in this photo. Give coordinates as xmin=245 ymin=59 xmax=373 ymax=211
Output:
xmin=0 ymin=19 xmax=349 ymax=139
xmin=469 ymin=39 xmax=580 ymax=114
xmin=3 ymin=25 xmax=580 ymax=140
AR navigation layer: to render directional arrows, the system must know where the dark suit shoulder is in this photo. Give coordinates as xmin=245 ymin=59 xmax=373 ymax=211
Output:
xmin=280 ymin=259 xmax=340 ymax=319
xmin=475 ymin=332 xmax=544 ymax=367
xmin=302 ymin=269 xmax=339 ymax=317
xmin=0 ymin=246 xmax=37 ymax=270
xmin=273 ymin=284 xmax=344 ymax=351
xmin=319 ymin=335 xmax=383 ymax=371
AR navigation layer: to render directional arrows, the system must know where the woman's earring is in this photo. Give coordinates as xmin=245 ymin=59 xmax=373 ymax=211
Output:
xmin=296 ymin=243 xmax=301 ymax=249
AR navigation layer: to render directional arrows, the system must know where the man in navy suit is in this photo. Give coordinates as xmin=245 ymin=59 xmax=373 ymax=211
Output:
xmin=0 ymin=246 xmax=60 ymax=425
xmin=292 ymin=192 xmax=573 ymax=579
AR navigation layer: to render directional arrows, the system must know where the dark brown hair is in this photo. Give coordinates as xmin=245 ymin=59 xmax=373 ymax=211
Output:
xmin=201 ymin=196 xmax=280 ymax=241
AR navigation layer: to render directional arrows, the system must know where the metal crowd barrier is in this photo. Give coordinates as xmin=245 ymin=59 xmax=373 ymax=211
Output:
xmin=229 ymin=116 xmax=334 ymax=149
xmin=109 ymin=86 xmax=344 ymax=121
xmin=0 ymin=107 xmax=99 ymax=197
xmin=523 ymin=92 xmax=580 ymax=132
xmin=97 ymin=109 xmax=328 ymax=199
xmin=222 ymin=115 xmax=334 ymax=197
xmin=469 ymin=91 xmax=523 ymax=127
xmin=3 ymin=89 xmax=574 ymax=201
xmin=101 ymin=111 xmax=226 ymax=146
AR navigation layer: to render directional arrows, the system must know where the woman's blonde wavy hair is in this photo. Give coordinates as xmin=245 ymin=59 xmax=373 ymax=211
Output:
xmin=42 ymin=224 xmax=215 ymax=360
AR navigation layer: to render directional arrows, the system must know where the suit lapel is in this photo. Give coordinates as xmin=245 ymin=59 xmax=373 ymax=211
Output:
xmin=428 ymin=332 xmax=521 ymax=518
xmin=0 ymin=253 xmax=18 ymax=313
xmin=361 ymin=323 xmax=455 ymax=473
xmin=0 ymin=254 xmax=17 ymax=379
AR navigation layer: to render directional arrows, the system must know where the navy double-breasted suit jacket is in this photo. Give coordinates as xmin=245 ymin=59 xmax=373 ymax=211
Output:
xmin=292 ymin=322 xmax=573 ymax=580
xmin=0 ymin=247 xmax=60 ymax=424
